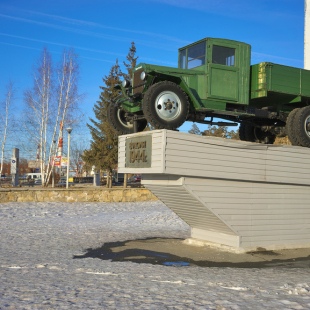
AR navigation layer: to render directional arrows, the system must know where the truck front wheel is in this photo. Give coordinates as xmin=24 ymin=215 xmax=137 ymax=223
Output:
xmin=142 ymin=81 xmax=190 ymax=130
xmin=107 ymin=104 xmax=147 ymax=135
xmin=294 ymin=106 xmax=310 ymax=147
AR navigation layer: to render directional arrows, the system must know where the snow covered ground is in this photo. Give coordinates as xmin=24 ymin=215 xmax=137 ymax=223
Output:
xmin=1 ymin=201 xmax=310 ymax=309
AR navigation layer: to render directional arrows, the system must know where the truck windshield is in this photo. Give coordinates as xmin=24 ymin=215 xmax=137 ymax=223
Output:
xmin=179 ymin=41 xmax=206 ymax=69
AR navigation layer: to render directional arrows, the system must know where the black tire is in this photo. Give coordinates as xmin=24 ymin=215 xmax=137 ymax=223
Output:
xmin=239 ymin=123 xmax=275 ymax=144
xmin=107 ymin=104 xmax=147 ymax=135
xmin=239 ymin=123 xmax=255 ymax=142
xmin=294 ymin=106 xmax=310 ymax=147
xmin=142 ymin=81 xmax=190 ymax=130
xmin=286 ymin=108 xmax=300 ymax=146
xmin=239 ymin=123 xmax=246 ymax=141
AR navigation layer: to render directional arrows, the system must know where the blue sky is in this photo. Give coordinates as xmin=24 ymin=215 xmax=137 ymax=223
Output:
xmin=0 ymin=0 xmax=305 ymax=159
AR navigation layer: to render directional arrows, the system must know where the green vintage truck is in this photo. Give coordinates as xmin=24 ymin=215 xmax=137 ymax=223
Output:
xmin=108 ymin=37 xmax=310 ymax=147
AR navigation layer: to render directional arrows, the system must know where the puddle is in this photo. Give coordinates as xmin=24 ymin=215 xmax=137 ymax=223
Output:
xmin=163 ymin=261 xmax=190 ymax=267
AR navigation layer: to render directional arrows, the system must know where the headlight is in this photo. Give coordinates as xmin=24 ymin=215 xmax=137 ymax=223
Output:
xmin=140 ymin=71 xmax=147 ymax=81
xmin=122 ymin=79 xmax=131 ymax=88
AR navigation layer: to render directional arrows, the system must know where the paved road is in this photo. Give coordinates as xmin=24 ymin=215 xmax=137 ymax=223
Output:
xmin=1 ymin=201 xmax=310 ymax=309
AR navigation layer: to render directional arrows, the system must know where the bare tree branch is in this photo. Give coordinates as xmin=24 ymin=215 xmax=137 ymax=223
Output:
xmin=0 ymin=82 xmax=14 ymax=175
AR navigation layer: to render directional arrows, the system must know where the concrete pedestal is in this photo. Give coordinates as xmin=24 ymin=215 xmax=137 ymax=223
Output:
xmin=118 ymin=130 xmax=310 ymax=252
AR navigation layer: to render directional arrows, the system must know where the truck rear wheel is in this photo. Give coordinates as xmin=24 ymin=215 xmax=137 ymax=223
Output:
xmin=239 ymin=123 xmax=275 ymax=144
xmin=294 ymin=106 xmax=310 ymax=147
xmin=142 ymin=81 xmax=189 ymax=130
xmin=107 ymin=104 xmax=147 ymax=135
xmin=286 ymin=108 xmax=300 ymax=146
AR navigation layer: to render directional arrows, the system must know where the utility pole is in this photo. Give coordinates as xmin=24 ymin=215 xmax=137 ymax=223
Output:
xmin=66 ymin=127 xmax=72 ymax=189
xmin=11 ymin=148 xmax=19 ymax=187
xmin=52 ymin=140 xmax=56 ymax=187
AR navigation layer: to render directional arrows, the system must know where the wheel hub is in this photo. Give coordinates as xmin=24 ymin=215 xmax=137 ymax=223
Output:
xmin=155 ymin=91 xmax=181 ymax=120
xmin=306 ymin=116 xmax=310 ymax=135
xmin=117 ymin=109 xmax=133 ymax=129
xmin=164 ymin=99 xmax=174 ymax=111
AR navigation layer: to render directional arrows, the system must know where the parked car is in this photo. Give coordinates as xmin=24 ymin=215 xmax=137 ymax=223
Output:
xmin=34 ymin=179 xmax=42 ymax=185
xmin=25 ymin=173 xmax=42 ymax=180
xmin=56 ymin=178 xmax=75 ymax=187
xmin=127 ymin=174 xmax=141 ymax=186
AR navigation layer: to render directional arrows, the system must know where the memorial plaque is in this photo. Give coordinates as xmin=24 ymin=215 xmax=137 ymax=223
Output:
xmin=125 ymin=135 xmax=152 ymax=168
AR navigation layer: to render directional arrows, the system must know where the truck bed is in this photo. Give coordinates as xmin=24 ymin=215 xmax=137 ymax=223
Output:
xmin=250 ymin=62 xmax=310 ymax=102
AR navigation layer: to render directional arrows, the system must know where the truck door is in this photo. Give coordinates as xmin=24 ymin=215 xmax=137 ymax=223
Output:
xmin=208 ymin=43 xmax=239 ymax=102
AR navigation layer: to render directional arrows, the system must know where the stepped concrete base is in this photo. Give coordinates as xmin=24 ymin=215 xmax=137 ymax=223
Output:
xmin=118 ymin=130 xmax=310 ymax=252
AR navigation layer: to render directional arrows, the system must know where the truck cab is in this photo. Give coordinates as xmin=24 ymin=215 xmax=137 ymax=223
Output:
xmin=178 ymin=38 xmax=250 ymax=107
xmin=109 ymin=38 xmax=251 ymax=133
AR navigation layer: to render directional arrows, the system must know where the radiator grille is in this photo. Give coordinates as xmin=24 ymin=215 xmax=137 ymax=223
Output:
xmin=133 ymin=68 xmax=145 ymax=95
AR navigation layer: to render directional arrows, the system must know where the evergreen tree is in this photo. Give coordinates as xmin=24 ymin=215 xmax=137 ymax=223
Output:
xmin=123 ymin=42 xmax=138 ymax=79
xmin=82 ymin=43 xmax=139 ymax=186
xmin=188 ymin=123 xmax=201 ymax=135
xmin=82 ymin=60 xmax=122 ymax=183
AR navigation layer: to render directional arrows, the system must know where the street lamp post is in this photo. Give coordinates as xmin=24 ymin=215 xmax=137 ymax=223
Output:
xmin=66 ymin=127 xmax=72 ymax=189
xmin=52 ymin=140 xmax=56 ymax=188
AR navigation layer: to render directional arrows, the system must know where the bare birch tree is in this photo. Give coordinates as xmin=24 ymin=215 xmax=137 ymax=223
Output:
xmin=44 ymin=49 xmax=81 ymax=185
xmin=24 ymin=48 xmax=81 ymax=186
xmin=24 ymin=48 xmax=52 ymax=184
xmin=70 ymin=141 xmax=87 ymax=177
xmin=0 ymin=82 xmax=14 ymax=176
